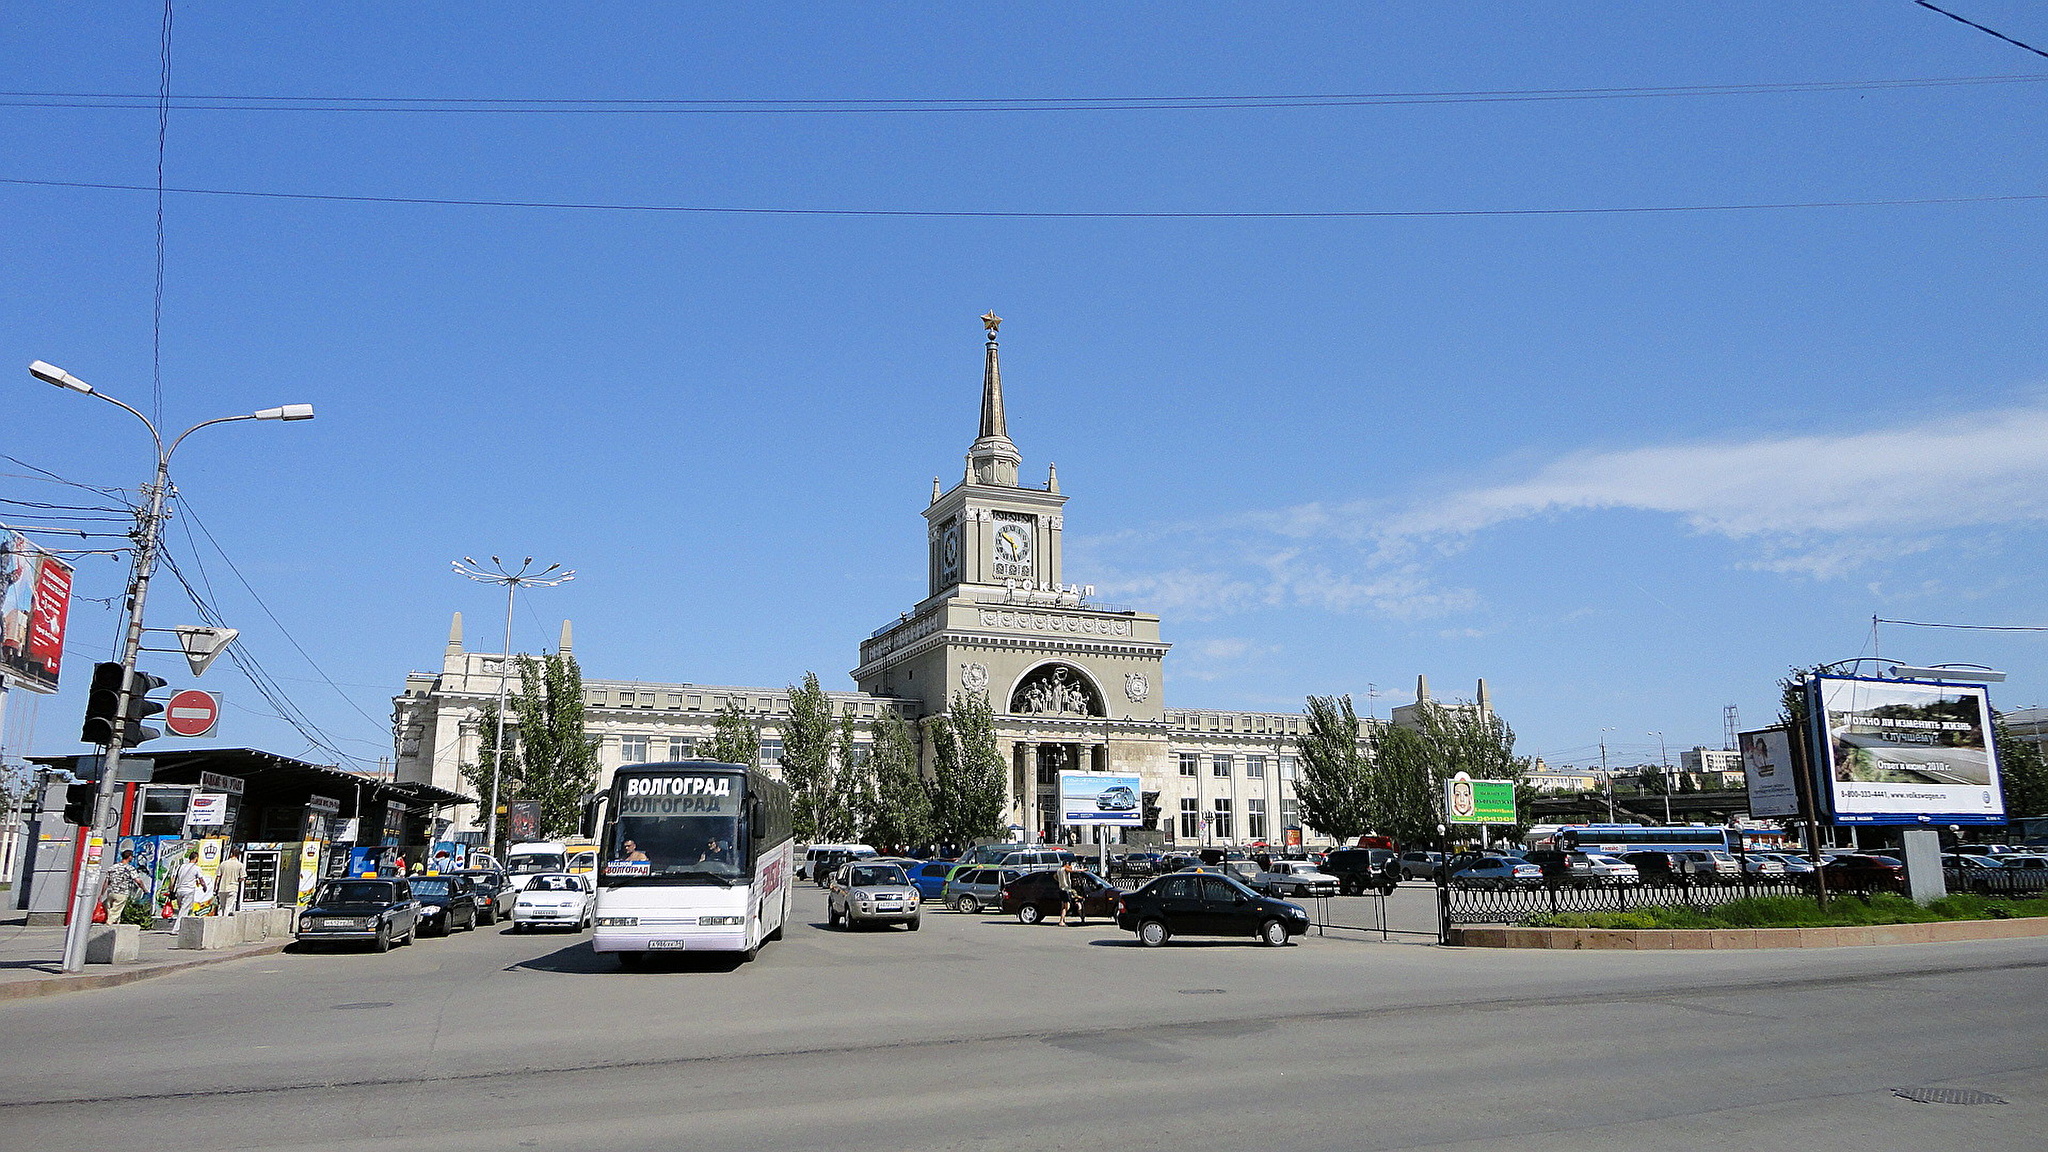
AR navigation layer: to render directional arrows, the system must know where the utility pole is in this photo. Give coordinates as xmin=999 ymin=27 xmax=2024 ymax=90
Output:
xmin=28 ymin=361 xmax=312 ymax=972
xmin=1648 ymin=731 xmax=1671 ymax=825
xmin=1599 ymin=728 xmax=1616 ymax=823
xmin=453 ymin=557 xmax=574 ymax=862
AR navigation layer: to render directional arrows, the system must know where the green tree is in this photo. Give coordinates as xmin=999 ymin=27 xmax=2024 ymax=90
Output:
xmin=1294 ymin=694 xmax=1376 ymax=840
xmin=707 ymin=703 xmax=759 ymax=767
xmin=929 ymin=689 xmax=1007 ymax=847
xmin=1365 ymin=723 xmax=1441 ymax=845
xmin=508 ymin=652 xmax=600 ymax=840
xmin=863 ymin=709 xmax=932 ymax=852
xmin=1995 ymin=713 xmax=2048 ymax=818
xmin=781 ymin=672 xmax=839 ymax=843
xmin=1410 ymin=701 xmax=1533 ymax=834
xmin=832 ymin=714 xmax=879 ymax=845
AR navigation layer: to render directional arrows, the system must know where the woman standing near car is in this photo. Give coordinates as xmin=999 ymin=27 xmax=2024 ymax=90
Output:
xmin=1055 ymin=863 xmax=1086 ymax=927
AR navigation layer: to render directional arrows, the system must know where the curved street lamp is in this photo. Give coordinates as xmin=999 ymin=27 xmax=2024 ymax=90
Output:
xmin=452 ymin=556 xmax=574 ymax=860
xmin=27 ymin=360 xmax=314 ymax=972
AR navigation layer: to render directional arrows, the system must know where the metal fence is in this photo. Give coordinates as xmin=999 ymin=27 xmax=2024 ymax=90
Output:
xmin=1944 ymin=868 xmax=2048 ymax=897
xmin=1440 ymin=877 xmax=1877 ymax=928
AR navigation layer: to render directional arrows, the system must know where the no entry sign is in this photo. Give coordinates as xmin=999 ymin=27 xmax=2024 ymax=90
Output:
xmin=165 ymin=689 xmax=221 ymax=738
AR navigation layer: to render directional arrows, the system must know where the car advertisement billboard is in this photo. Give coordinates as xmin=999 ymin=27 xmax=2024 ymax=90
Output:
xmin=1807 ymin=675 xmax=2003 ymax=826
xmin=1056 ymin=771 xmax=1144 ymax=827
xmin=1739 ymin=727 xmax=1802 ymax=819
xmin=0 ymin=528 xmax=75 ymax=694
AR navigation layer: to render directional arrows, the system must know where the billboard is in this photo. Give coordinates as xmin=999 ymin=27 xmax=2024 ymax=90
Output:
xmin=1808 ymin=675 xmax=2003 ymax=826
xmin=1738 ymin=727 xmax=1802 ymax=819
xmin=1055 ymin=771 xmax=1144 ymax=828
xmin=0 ymin=528 xmax=75 ymax=694
xmin=1443 ymin=774 xmax=1517 ymax=824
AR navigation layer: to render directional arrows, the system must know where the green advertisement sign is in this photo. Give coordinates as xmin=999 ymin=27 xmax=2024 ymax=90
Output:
xmin=1444 ymin=777 xmax=1516 ymax=824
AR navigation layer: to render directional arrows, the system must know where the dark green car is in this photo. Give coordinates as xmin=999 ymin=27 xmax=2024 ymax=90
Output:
xmin=296 ymin=879 xmax=420 ymax=952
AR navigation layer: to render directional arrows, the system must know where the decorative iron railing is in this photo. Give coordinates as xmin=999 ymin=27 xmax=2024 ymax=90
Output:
xmin=1944 ymin=868 xmax=2048 ymax=897
xmin=1439 ymin=876 xmax=1888 ymax=927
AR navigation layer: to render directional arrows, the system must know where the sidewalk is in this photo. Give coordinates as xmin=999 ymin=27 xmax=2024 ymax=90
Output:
xmin=0 ymin=912 xmax=293 ymax=1000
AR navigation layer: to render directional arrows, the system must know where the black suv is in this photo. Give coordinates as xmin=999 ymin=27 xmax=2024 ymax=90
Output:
xmin=1322 ymin=848 xmax=1400 ymax=895
xmin=1117 ymin=871 xmax=1311 ymax=947
xmin=410 ymin=873 xmax=481 ymax=936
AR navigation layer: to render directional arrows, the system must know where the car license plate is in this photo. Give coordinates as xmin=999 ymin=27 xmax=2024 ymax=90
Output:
xmin=647 ymin=939 xmax=686 ymax=950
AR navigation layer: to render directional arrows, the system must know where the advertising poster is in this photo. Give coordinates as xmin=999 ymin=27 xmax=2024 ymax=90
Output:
xmin=1810 ymin=675 xmax=2003 ymax=825
xmin=1056 ymin=771 xmax=1144 ymax=827
xmin=297 ymin=840 xmax=324 ymax=907
xmin=0 ymin=528 xmax=74 ymax=694
xmin=1739 ymin=727 xmax=1802 ymax=818
xmin=1444 ymin=774 xmax=1517 ymax=824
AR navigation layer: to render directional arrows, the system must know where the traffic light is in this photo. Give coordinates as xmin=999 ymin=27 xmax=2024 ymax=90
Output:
xmin=80 ymin=662 xmax=125 ymax=744
xmin=62 ymin=782 xmax=95 ymax=826
xmin=122 ymin=669 xmax=169 ymax=746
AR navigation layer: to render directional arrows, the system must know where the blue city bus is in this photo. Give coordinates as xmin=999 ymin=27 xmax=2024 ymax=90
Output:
xmin=591 ymin=760 xmax=794 ymax=967
xmin=1555 ymin=825 xmax=1740 ymax=855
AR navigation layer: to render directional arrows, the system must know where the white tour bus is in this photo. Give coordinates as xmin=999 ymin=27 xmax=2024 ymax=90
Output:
xmin=592 ymin=761 xmax=794 ymax=966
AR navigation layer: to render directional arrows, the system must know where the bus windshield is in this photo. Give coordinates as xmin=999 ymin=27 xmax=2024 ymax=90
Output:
xmin=606 ymin=771 xmax=747 ymax=884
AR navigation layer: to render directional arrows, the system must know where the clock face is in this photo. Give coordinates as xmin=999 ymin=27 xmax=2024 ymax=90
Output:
xmin=938 ymin=523 xmax=961 ymax=585
xmin=993 ymin=521 xmax=1034 ymax=576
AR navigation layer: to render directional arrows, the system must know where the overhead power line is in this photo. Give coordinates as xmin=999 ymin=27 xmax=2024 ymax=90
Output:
xmin=4 ymin=177 xmax=2041 ymax=220
xmin=1 ymin=72 xmax=2041 ymax=113
xmin=1876 ymin=617 xmax=2048 ymax=632
xmin=1913 ymin=1 xmax=2048 ymax=60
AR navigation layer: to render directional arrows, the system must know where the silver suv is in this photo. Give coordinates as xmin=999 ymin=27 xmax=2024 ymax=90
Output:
xmin=827 ymin=862 xmax=921 ymax=931
xmin=940 ymin=865 xmax=1031 ymax=913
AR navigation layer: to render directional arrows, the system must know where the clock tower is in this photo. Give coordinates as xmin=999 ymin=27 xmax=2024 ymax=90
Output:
xmin=855 ymin=314 xmax=1173 ymax=842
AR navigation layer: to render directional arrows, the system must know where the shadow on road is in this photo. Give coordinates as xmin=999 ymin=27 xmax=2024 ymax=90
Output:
xmin=508 ymin=940 xmax=747 ymax=975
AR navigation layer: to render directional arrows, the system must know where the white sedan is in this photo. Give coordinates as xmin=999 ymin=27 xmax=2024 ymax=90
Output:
xmin=510 ymin=872 xmax=595 ymax=932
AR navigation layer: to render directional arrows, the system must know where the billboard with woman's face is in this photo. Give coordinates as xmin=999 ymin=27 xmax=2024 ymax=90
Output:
xmin=1808 ymin=675 xmax=2003 ymax=825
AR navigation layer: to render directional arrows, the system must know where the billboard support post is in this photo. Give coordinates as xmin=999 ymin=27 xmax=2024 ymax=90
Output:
xmin=1791 ymin=679 xmax=1830 ymax=907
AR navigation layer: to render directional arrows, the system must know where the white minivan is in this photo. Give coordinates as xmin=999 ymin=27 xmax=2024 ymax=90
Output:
xmin=801 ymin=843 xmax=876 ymax=881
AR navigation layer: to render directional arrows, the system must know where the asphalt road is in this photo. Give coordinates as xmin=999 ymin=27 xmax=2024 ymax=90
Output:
xmin=2 ymin=882 xmax=2042 ymax=1151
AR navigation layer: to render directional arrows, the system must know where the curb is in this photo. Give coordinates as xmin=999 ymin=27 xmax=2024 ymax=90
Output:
xmin=1448 ymin=916 xmax=2048 ymax=950
xmin=0 ymin=939 xmax=294 ymax=1001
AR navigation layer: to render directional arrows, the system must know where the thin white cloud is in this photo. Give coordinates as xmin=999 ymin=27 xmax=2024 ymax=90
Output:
xmin=1075 ymin=401 xmax=2048 ymax=621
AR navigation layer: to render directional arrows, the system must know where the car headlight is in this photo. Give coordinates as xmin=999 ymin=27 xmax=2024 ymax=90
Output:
xmin=298 ymin=916 xmax=312 ymax=930
xmin=596 ymin=916 xmax=639 ymax=927
xmin=698 ymin=915 xmax=744 ymax=926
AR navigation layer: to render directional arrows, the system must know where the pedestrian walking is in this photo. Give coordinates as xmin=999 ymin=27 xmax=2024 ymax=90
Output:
xmin=1055 ymin=862 xmax=1086 ymax=927
xmin=215 ymin=849 xmax=245 ymax=916
xmin=101 ymin=849 xmax=146 ymax=924
xmin=170 ymin=849 xmax=210 ymax=933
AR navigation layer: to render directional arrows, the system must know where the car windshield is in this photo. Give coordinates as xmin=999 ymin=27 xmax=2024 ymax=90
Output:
xmin=848 ymin=865 xmax=907 ymax=888
xmin=525 ymin=875 xmax=584 ymax=893
xmin=319 ymin=882 xmax=394 ymax=904
xmin=509 ymin=854 xmax=566 ymax=874
xmin=411 ymin=879 xmax=450 ymax=896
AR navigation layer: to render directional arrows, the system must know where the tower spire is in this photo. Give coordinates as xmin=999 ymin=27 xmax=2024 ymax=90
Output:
xmin=966 ymin=311 xmax=1022 ymax=486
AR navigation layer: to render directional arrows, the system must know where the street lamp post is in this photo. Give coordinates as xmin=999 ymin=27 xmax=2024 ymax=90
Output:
xmin=1599 ymin=727 xmax=1616 ymax=823
xmin=1648 ymin=731 xmax=1671 ymax=825
xmin=452 ymin=557 xmax=574 ymax=862
xmin=27 ymin=361 xmax=313 ymax=973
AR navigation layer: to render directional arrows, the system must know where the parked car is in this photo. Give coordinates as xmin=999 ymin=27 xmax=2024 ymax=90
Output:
xmin=1321 ymin=848 xmax=1401 ymax=896
xmin=1523 ymin=850 xmax=1638 ymax=886
xmin=1253 ymin=859 xmax=1340 ymax=899
xmin=1675 ymin=850 xmax=1741 ymax=881
xmin=1619 ymin=852 xmax=1687 ymax=884
xmin=941 ymin=866 xmax=1028 ymax=913
xmin=997 ymin=849 xmax=1074 ymax=870
xmin=1155 ymin=853 xmax=1202 ymax=873
xmin=1944 ymin=853 xmax=2004 ymax=871
xmin=1738 ymin=854 xmax=1786 ymax=878
xmin=801 ymin=843 xmax=877 ymax=882
xmin=510 ymin=872 xmax=596 ymax=932
xmin=1399 ymin=851 xmax=1446 ymax=881
xmin=1754 ymin=852 xmax=1816 ymax=875
xmin=296 ymin=878 xmax=419 ymax=952
xmin=1815 ymin=854 xmax=1906 ymax=894
xmin=1001 ymin=869 xmax=1122 ymax=923
xmin=410 ymin=873 xmax=482 ymax=937
xmin=1110 ymin=852 xmax=1163 ymax=879
xmin=908 ymin=860 xmax=963 ymax=899
xmin=455 ymin=868 xmax=513 ymax=925
xmin=1447 ymin=856 xmax=1543 ymax=890
xmin=1116 ymin=872 xmax=1311 ymax=947
xmin=1952 ymin=843 xmax=2012 ymax=857
xmin=1999 ymin=855 xmax=2048 ymax=870
xmin=828 ymin=861 xmax=921 ymax=931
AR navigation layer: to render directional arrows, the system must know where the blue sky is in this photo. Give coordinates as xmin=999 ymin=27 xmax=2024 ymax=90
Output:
xmin=3 ymin=3 xmax=2044 ymax=776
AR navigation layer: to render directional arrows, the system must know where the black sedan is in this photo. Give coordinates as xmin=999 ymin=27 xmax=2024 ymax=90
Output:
xmin=1115 ymin=872 xmax=1311 ymax=947
xmin=455 ymin=868 xmax=513 ymax=925
xmin=296 ymin=878 xmax=420 ymax=952
xmin=410 ymin=874 xmax=481 ymax=936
